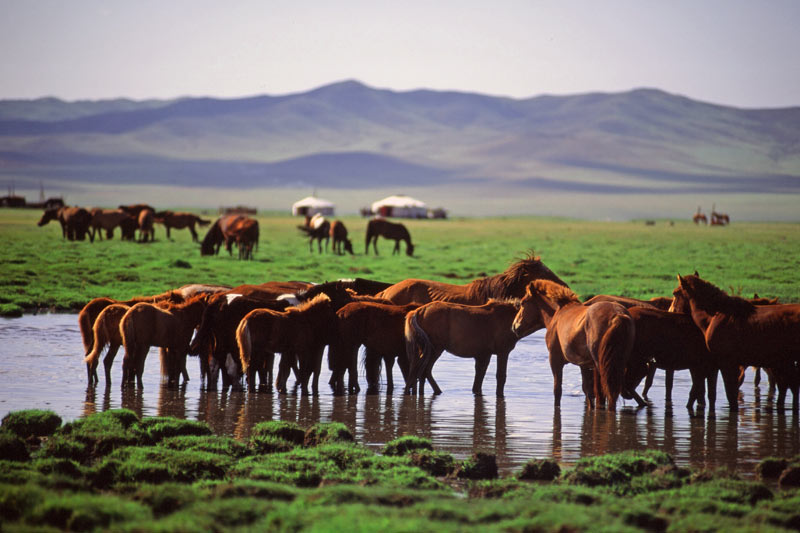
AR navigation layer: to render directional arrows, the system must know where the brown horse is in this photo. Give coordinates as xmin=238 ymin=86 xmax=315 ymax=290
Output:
xmin=330 ymin=220 xmax=354 ymax=255
xmin=84 ymin=303 xmax=130 ymax=385
xmin=329 ymin=301 xmax=422 ymax=395
xmin=137 ymin=208 xmax=155 ymax=242
xmin=624 ymin=306 xmax=718 ymax=409
xmin=405 ymin=299 xmax=540 ymax=396
xmin=378 ymin=253 xmax=568 ymax=305
xmin=292 ymin=278 xmax=393 ymax=304
xmin=227 ymin=216 xmax=259 ymax=260
xmin=365 ymin=218 xmax=414 ymax=256
xmin=670 ymin=274 xmax=800 ymax=410
xmin=89 ymin=208 xmax=134 ymax=240
xmin=153 ymin=211 xmax=211 ymax=241
xmin=298 ymin=214 xmax=330 ymax=253
xmin=511 ymin=280 xmax=635 ymax=410
xmin=189 ymin=293 xmax=291 ymax=391
xmin=120 ymin=294 xmax=209 ymax=388
xmin=236 ymin=294 xmax=337 ymax=395
xmin=37 ymin=206 xmax=93 ymax=241
xmin=693 ymin=206 xmax=708 ymax=225
xmin=201 ymin=214 xmax=254 ymax=256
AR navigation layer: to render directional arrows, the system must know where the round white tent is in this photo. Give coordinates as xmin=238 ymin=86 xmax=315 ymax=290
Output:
xmin=292 ymin=196 xmax=335 ymax=217
xmin=371 ymin=194 xmax=428 ymax=218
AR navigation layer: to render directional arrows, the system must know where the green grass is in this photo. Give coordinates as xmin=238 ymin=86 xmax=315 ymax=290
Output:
xmin=1 ymin=208 xmax=798 ymax=315
xmin=3 ymin=409 xmax=800 ymax=532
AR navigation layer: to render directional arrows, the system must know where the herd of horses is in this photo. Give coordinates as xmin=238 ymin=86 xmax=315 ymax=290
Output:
xmin=77 ymin=254 xmax=800 ymax=413
xmin=693 ymin=204 xmax=730 ymax=226
xmin=37 ymin=203 xmax=211 ymax=243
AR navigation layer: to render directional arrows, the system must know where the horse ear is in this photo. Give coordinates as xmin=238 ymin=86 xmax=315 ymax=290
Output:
xmin=677 ymin=274 xmax=686 ymax=287
xmin=693 ymin=270 xmax=699 ymax=277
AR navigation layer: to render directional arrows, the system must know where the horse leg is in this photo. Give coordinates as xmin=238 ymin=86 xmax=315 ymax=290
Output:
xmin=365 ymin=348 xmax=381 ymax=395
xmin=753 ymin=366 xmax=761 ymax=387
xmin=472 ymin=355 xmax=491 ymax=395
xmin=495 ymin=352 xmax=509 ymax=396
xmin=551 ymin=361 xmax=564 ymax=407
xmin=579 ymin=366 xmax=595 ymax=409
xmin=385 ymin=355 xmax=396 ymax=393
xmin=720 ymin=365 xmax=741 ymax=410
xmin=311 ymin=346 xmax=325 ymax=395
xmin=347 ymin=348 xmax=359 ymax=395
xmin=424 ymin=351 xmax=443 ymax=395
xmin=665 ymin=369 xmax=674 ymax=404
xmin=706 ymin=369 xmax=718 ymax=407
xmin=103 ymin=344 xmax=120 ymax=385
xmin=642 ymin=362 xmax=656 ymax=401
xmin=392 ymin=239 xmax=400 ymax=255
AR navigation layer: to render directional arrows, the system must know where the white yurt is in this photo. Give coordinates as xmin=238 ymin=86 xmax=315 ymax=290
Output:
xmin=291 ymin=196 xmax=335 ymax=217
xmin=371 ymin=194 xmax=428 ymax=218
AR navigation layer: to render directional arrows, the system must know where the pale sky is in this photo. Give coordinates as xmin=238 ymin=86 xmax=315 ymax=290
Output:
xmin=1 ymin=0 xmax=799 ymax=108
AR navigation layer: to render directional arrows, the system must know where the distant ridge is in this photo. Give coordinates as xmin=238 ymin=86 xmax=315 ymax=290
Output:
xmin=1 ymin=80 xmax=799 ymax=195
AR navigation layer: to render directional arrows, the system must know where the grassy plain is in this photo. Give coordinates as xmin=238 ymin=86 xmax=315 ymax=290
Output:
xmin=1 ymin=409 xmax=799 ymax=532
xmin=0 ymin=208 xmax=798 ymax=316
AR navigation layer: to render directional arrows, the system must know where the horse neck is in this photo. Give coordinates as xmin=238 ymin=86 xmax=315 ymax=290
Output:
xmin=536 ymin=297 xmax=566 ymax=328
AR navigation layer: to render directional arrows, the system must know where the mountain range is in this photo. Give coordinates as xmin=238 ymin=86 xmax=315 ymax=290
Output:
xmin=1 ymin=80 xmax=799 ymax=210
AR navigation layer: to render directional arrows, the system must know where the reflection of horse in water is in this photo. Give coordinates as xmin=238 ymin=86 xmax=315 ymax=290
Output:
xmin=365 ymin=218 xmax=414 ymax=256
xmin=298 ymin=213 xmax=330 ymax=253
xmin=512 ymin=280 xmax=635 ymax=410
xmin=405 ymin=298 xmax=540 ymax=396
xmin=154 ymin=211 xmax=211 ymax=241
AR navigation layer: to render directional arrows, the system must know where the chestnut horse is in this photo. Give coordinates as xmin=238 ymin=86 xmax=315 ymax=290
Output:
xmin=378 ymin=253 xmax=567 ymax=305
xmin=329 ymin=301 xmax=422 ymax=395
xmin=330 ymin=220 xmax=354 ymax=255
xmin=120 ymin=294 xmax=209 ymax=388
xmin=137 ymin=208 xmax=155 ymax=242
xmin=228 ymin=216 xmax=259 ymax=260
xmin=37 ymin=206 xmax=93 ymax=241
xmin=405 ymin=299 xmax=540 ymax=396
xmin=89 ymin=208 xmax=133 ymax=240
xmin=154 ymin=211 xmax=211 ymax=242
xmin=511 ymin=280 xmax=635 ymax=410
xmin=365 ymin=218 xmax=414 ymax=256
xmin=84 ymin=303 xmax=130 ymax=385
xmin=201 ymin=214 xmax=254 ymax=256
xmin=236 ymin=294 xmax=337 ymax=395
xmin=670 ymin=274 xmax=800 ymax=410
xmin=624 ymin=306 xmax=718 ymax=409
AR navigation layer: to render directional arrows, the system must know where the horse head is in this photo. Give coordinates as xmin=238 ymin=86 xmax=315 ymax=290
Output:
xmin=405 ymin=242 xmax=415 ymax=256
xmin=37 ymin=208 xmax=59 ymax=226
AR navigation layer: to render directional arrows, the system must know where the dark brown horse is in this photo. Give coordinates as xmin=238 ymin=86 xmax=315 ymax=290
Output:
xmin=154 ymin=211 xmax=211 ymax=241
xmin=624 ymin=306 xmax=718 ymax=409
xmin=229 ymin=217 xmax=259 ymax=259
xmin=365 ymin=218 xmax=414 ymax=256
xmin=292 ymin=278 xmax=393 ymax=304
xmin=670 ymin=274 xmax=800 ymax=410
xmin=298 ymin=214 xmax=330 ymax=253
xmin=330 ymin=220 xmax=354 ymax=255
xmin=511 ymin=280 xmax=635 ymax=410
xmin=120 ymin=294 xmax=209 ymax=388
xmin=331 ymin=301 xmax=422 ymax=395
xmin=406 ymin=299 xmax=540 ymax=396
xmin=89 ymin=208 xmax=134 ymax=240
xmin=201 ymin=214 xmax=254 ymax=256
xmin=236 ymin=294 xmax=337 ymax=395
xmin=37 ymin=206 xmax=93 ymax=241
xmin=189 ymin=293 xmax=291 ymax=391
xmin=378 ymin=253 xmax=568 ymax=305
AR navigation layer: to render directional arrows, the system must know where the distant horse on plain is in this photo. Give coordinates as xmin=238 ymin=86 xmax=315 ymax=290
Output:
xmin=298 ymin=213 xmax=330 ymax=253
xmin=89 ymin=208 xmax=134 ymax=240
xmin=37 ymin=206 xmax=93 ymax=241
xmin=365 ymin=218 xmax=414 ymax=256
xmin=201 ymin=214 xmax=257 ymax=258
xmin=330 ymin=220 xmax=354 ymax=255
xmin=154 ymin=211 xmax=211 ymax=241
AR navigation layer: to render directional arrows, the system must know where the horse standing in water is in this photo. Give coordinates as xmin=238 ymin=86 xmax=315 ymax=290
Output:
xmin=365 ymin=218 xmax=414 ymax=256
xmin=511 ymin=280 xmax=635 ymax=410
xmin=405 ymin=299 xmax=541 ymax=396
xmin=378 ymin=253 xmax=567 ymax=305
xmin=670 ymin=274 xmax=800 ymax=410
xmin=154 ymin=211 xmax=211 ymax=241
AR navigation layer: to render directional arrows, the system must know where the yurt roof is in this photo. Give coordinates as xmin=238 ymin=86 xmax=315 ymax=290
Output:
xmin=292 ymin=196 xmax=335 ymax=208
xmin=371 ymin=195 xmax=427 ymax=210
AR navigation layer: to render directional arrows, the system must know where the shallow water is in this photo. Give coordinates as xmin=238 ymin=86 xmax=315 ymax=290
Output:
xmin=1 ymin=313 xmax=798 ymax=475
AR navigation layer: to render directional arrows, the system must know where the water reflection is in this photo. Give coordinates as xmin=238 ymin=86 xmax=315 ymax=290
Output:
xmin=1 ymin=313 xmax=798 ymax=476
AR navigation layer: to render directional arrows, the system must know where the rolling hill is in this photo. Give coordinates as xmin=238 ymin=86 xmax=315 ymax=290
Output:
xmin=1 ymin=80 xmax=799 ymax=215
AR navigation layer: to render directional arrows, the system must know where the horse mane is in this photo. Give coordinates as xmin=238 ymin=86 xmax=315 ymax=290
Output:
xmin=290 ymin=293 xmax=331 ymax=312
xmin=682 ymin=276 xmax=755 ymax=316
xmin=164 ymin=292 xmax=207 ymax=310
xmin=530 ymin=279 xmax=580 ymax=307
xmin=472 ymin=252 xmax=565 ymax=299
xmin=487 ymin=297 xmax=522 ymax=307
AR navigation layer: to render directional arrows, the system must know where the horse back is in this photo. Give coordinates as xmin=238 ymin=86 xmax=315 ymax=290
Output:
xmin=628 ymin=306 xmax=710 ymax=370
xmin=706 ymin=303 xmax=800 ymax=365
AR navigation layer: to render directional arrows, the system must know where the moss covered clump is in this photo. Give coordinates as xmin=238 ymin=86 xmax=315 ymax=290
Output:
xmin=2 ymin=409 xmax=62 ymax=438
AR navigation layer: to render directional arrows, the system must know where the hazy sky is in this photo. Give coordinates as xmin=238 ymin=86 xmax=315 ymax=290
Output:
xmin=2 ymin=0 xmax=799 ymax=108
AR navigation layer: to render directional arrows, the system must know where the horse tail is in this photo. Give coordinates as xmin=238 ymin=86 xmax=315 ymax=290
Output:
xmin=596 ymin=314 xmax=635 ymax=410
xmin=404 ymin=311 xmax=432 ymax=389
xmin=78 ymin=306 xmax=96 ymax=356
xmin=84 ymin=315 xmax=107 ymax=366
xmin=197 ymin=217 xmax=211 ymax=226
xmin=236 ymin=315 xmax=253 ymax=375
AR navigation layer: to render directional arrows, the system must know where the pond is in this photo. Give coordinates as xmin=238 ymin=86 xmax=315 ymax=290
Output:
xmin=1 ymin=313 xmax=797 ymax=475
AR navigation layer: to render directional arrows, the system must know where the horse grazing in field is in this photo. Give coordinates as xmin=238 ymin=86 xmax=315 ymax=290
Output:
xmin=120 ymin=294 xmax=209 ymax=388
xmin=37 ymin=206 xmax=93 ymax=241
xmin=298 ymin=213 xmax=330 ymax=253
xmin=189 ymin=293 xmax=291 ymax=391
xmin=236 ymin=294 xmax=337 ymax=395
xmin=227 ymin=216 xmax=259 ymax=259
xmin=89 ymin=208 xmax=134 ymax=240
xmin=511 ymin=280 xmax=635 ymax=410
xmin=365 ymin=218 xmax=414 ymax=256
xmin=328 ymin=301 xmax=422 ymax=395
xmin=624 ymin=306 xmax=718 ymax=409
xmin=693 ymin=207 xmax=708 ymax=225
xmin=405 ymin=299 xmax=540 ymax=396
xmin=329 ymin=220 xmax=354 ymax=255
xmin=378 ymin=253 xmax=568 ymax=305
xmin=670 ymin=274 xmax=800 ymax=410
xmin=201 ymin=214 xmax=255 ymax=257
xmin=154 ymin=211 xmax=211 ymax=241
